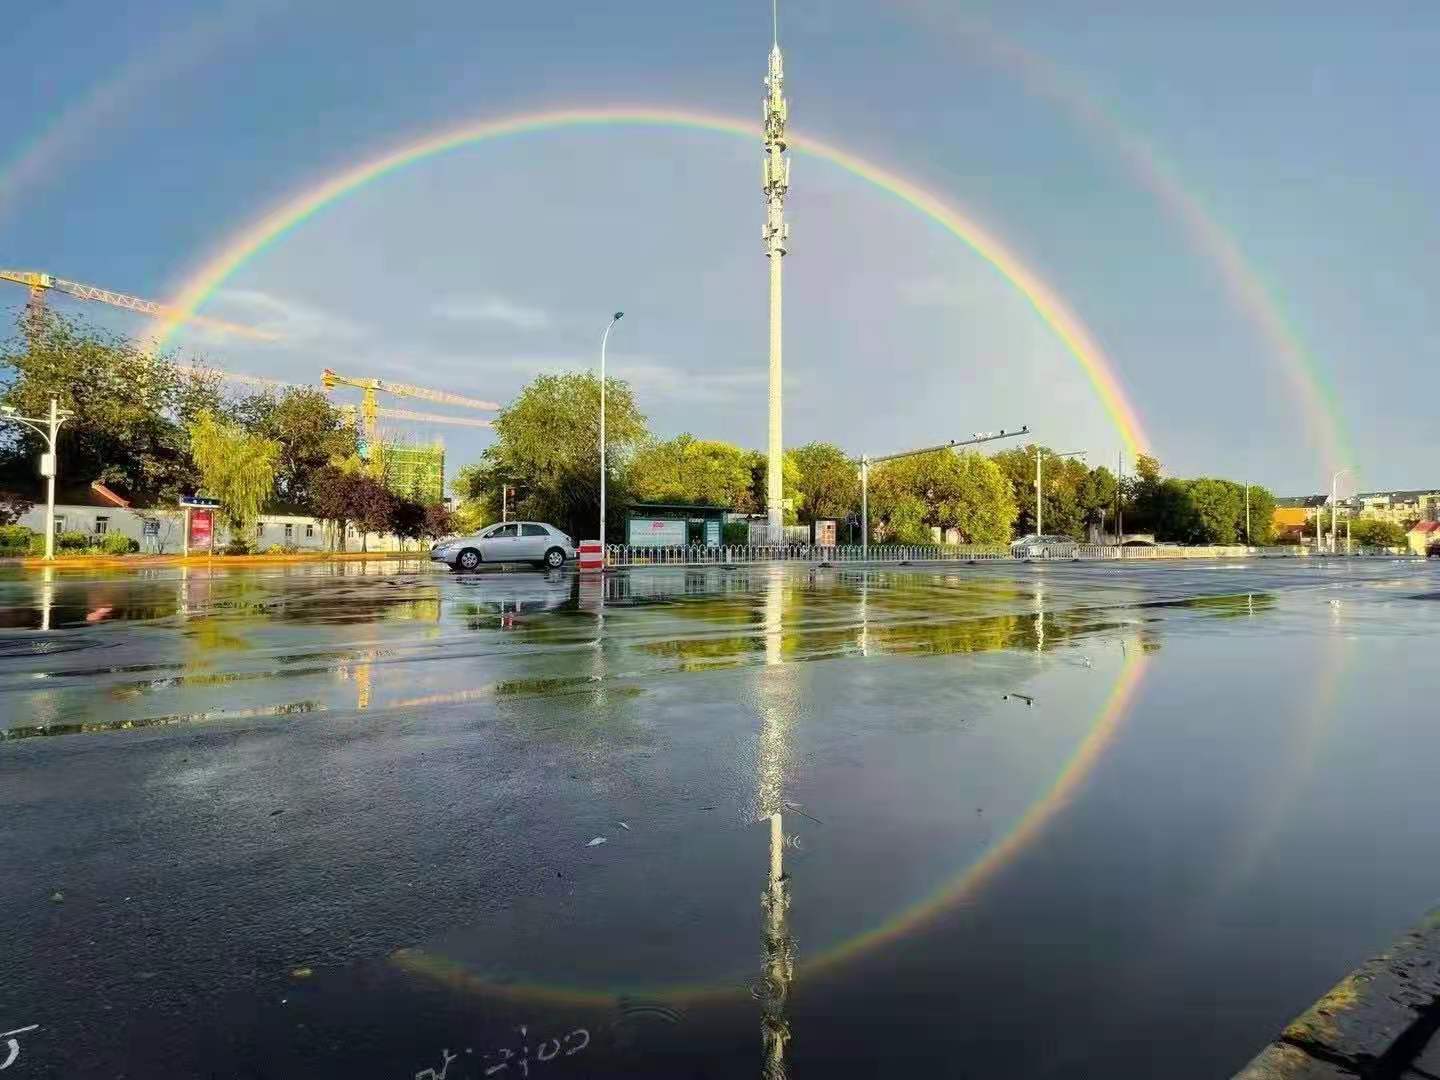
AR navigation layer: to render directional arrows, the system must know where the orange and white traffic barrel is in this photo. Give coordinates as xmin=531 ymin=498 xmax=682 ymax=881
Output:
xmin=579 ymin=540 xmax=604 ymax=572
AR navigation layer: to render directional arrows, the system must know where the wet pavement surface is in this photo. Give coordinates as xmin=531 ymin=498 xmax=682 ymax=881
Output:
xmin=2 ymin=558 xmax=1438 ymax=1078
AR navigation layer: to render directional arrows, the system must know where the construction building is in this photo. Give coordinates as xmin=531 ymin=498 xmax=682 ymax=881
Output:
xmin=381 ymin=443 xmax=446 ymax=505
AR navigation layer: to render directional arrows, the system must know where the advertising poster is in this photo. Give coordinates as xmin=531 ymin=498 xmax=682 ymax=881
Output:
xmin=189 ymin=509 xmax=213 ymax=549
xmin=628 ymin=518 xmax=686 ymax=546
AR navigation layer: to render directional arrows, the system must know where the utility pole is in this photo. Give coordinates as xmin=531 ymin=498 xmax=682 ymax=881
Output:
xmin=598 ymin=312 xmax=624 ymax=555
xmin=762 ymin=10 xmax=791 ymax=543
xmin=1245 ymin=483 xmax=1251 ymax=546
xmin=1330 ymin=469 xmax=1350 ymax=555
xmin=861 ymin=427 xmax=1027 ymax=560
xmin=0 ymin=396 xmax=70 ymax=561
xmin=1115 ymin=451 xmax=1124 ymax=544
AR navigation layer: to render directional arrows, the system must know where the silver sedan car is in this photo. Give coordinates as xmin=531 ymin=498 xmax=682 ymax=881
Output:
xmin=430 ymin=521 xmax=577 ymax=572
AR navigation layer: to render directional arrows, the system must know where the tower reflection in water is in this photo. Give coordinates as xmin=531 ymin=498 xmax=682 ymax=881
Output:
xmin=756 ymin=565 xmax=794 ymax=1079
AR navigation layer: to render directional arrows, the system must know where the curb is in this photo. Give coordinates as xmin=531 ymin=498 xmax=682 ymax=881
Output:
xmin=1233 ymin=908 xmax=1440 ymax=1078
xmin=8 ymin=551 xmax=433 ymax=570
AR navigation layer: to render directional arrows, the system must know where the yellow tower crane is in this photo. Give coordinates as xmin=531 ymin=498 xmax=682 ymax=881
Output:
xmin=320 ymin=368 xmax=499 ymax=446
xmin=211 ymin=369 xmax=493 ymax=430
xmin=1 ymin=269 xmax=273 ymax=339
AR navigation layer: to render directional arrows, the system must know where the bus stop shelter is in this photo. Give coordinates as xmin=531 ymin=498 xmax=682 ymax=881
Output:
xmin=625 ymin=504 xmax=733 ymax=547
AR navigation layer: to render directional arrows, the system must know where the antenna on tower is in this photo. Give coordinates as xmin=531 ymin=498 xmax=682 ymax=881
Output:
xmin=772 ymin=0 xmax=778 ymax=47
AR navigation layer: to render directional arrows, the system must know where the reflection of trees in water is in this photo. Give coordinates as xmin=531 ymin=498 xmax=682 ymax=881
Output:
xmin=627 ymin=573 xmax=1163 ymax=669
xmin=178 ymin=572 xmax=446 ymax=626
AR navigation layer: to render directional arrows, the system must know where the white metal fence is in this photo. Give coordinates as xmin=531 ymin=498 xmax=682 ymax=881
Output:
xmin=602 ymin=543 xmax=1416 ymax=567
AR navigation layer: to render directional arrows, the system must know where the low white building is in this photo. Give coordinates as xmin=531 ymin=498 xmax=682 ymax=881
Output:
xmin=15 ymin=482 xmax=418 ymax=554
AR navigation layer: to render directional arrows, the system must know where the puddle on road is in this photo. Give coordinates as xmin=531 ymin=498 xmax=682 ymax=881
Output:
xmin=0 ymin=566 xmax=1296 ymax=738
xmin=5 ymin=560 xmax=1440 ymax=1078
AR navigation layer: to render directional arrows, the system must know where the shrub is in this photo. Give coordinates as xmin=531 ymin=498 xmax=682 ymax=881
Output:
xmin=223 ymin=539 xmax=253 ymax=556
xmin=100 ymin=532 xmax=139 ymax=555
xmin=722 ymin=521 xmax=750 ymax=545
xmin=265 ymin=543 xmax=300 ymax=555
xmin=56 ymin=530 xmax=90 ymax=552
xmin=0 ymin=524 xmax=33 ymax=556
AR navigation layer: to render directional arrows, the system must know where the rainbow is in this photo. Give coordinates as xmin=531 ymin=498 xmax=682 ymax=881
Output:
xmin=390 ymin=644 xmax=1150 ymax=1007
xmin=152 ymin=106 xmax=1150 ymax=458
xmin=893 ymin=4 xmax=1353 ymax=474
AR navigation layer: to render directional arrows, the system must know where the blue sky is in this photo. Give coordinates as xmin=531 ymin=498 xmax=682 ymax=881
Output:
xmin=3 ymin=1 xmax=1437 ymax=494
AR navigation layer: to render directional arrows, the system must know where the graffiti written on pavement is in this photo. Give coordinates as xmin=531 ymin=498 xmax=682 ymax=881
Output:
xmin=1 ymin=1026 xmax=40 ymax=1071
xmin=414 ymin=1026 xmax=590 ymax=1079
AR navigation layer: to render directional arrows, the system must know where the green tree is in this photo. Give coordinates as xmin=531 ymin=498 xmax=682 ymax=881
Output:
xmin=871 ymin=450 xmax=1015 ymax=544
xmin=1348 ymin=518 xmax=1406 ymax=548
xmin=187 ymin=411 xmax=280 ymax=540
xmin=231 ymin=386 xmax=359 ymax=510
xmin=790 ymin=442 xmax=858 ymax=524
xmin=991 ymin=446 xmax=1037 ymax=534
xmin=1079 ymin=466 xmax=1119 ymax=533
xmin=1187 ymin=478 xmax=1242 ymax=544
xmin=1124 ymin=454 xmax=1167 ymax=534
xmin=744 ymin=449 xmax=802 ymax=522
xmin=1 ymin=310 xmax=223 ymax=502
xmin=628 ymin=434 xmax=753 ymax=507
xmin=1241 ymin=485 xmax=1277 ymax=544
xmin=992 ymin=446 xmax=1106 ymax=539
xmin=456 ymin=371 xmax=648 ymax=539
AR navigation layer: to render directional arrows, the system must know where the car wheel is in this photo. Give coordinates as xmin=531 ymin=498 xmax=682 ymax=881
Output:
xmin=544 ymin=546 xmax=566 ymax=568
xmin=455 ymin=548 xmax=481 ymax=572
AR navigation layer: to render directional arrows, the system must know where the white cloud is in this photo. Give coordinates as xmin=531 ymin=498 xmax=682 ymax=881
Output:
xmin=431 ymin=294 xmax=552 ymax=331
xmin=365 ymin=350 xmax=766 ymax=408
xmin=611 ymin=362 xmax=767 ymax=405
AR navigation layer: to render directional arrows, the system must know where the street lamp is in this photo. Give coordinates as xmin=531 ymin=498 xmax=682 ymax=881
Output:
xmin=1330 ymin=468 xmax=1351 ymax=555
xmin=860 ymin=426 xmax=1028 ymax=560
xmin=0 ymin=397 xmax=71 ymax=561
xmin=599 ymin=312 xmax=624 ymax=560
xmin=1035 ymin=448 xmax=1086 ymax=538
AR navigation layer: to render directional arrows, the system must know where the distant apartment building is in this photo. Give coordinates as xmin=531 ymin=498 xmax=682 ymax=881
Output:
xmin=1274 ymin=489 xmax=1440 ymax=539
xmin=1271 ymin=495 xmax=1329 ymax=541
xmin=1348 ymin=489 xmax=1440 ymax=526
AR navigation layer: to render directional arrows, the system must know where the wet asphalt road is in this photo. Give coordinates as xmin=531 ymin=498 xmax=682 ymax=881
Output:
xmin=2 ymin=557 xmax=1439 ymax=1079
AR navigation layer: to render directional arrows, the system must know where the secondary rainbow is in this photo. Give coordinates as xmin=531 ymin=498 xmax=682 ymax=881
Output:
xmin=893 ymin=4 xmax=1353 ymax=474
xmin=152 ymin=105 xmax=1150 ymax=458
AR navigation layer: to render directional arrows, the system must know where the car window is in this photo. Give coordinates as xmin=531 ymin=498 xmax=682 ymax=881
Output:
xmin=487 ymin=524 xmax=518 ymax=538
xmin=521 ymin=524 xmax=548 ymax=537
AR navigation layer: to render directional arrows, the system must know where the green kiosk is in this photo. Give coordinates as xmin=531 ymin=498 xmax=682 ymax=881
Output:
xmin=625 ymin=503 xmax=732 ymax=547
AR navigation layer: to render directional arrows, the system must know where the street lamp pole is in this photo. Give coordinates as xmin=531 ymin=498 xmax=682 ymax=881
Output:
xmin=861 ymin=426 xmax=1028 ymax=560
xmin=1035 ymin=449 xmax=1041 ymax=538
xmin=598 ymin=312 xmax=624 ymax=559
xmin=1330 ymin=468 xmax=1350 ymax=555
xmin=1 ymin=396 xmax=70 ymax=561
xmin=1245 ymin=483 xmax=1251 ymax=546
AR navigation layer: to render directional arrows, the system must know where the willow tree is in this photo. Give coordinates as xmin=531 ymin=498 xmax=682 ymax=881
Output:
xmin=188 ymin=410 xmax=280 ymax=540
